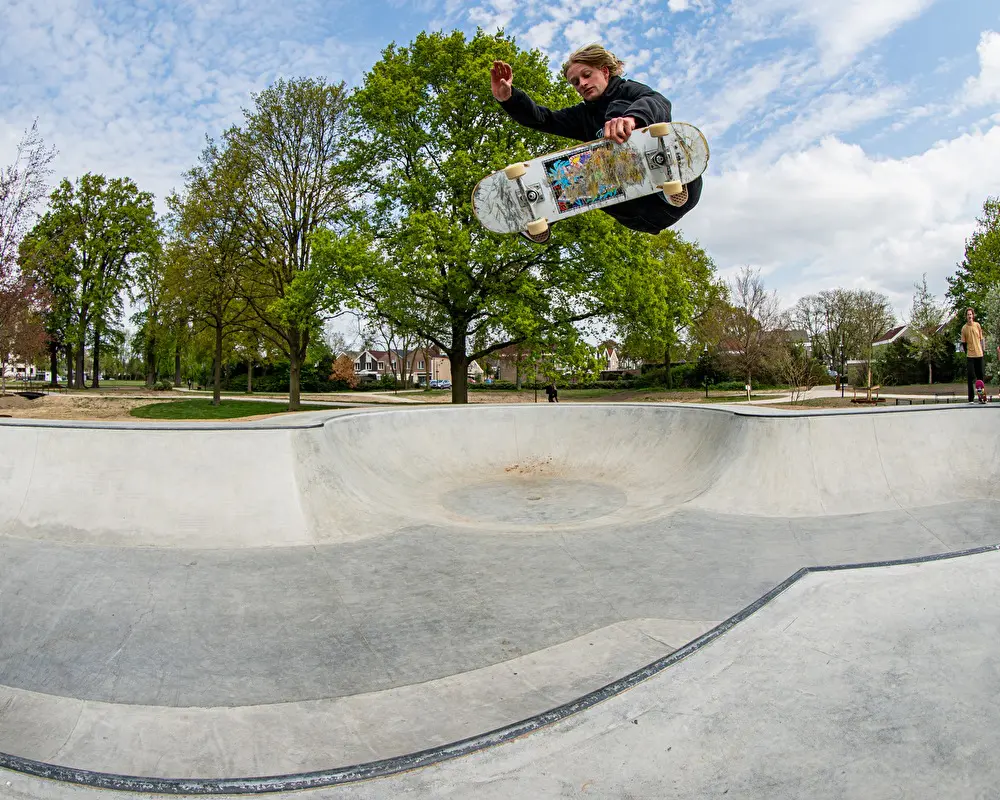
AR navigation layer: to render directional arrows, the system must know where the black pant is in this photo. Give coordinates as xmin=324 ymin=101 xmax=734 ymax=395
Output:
xmin=967 ymin=356 xmax=985 ymax=401
xmin=602 ymin=175 xmax=704 ymax=234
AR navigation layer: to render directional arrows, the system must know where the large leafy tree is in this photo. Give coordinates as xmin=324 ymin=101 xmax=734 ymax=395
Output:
xmin=613 ymin=229 xmax=723 ymax=387
xmin=322 ymin=29 xmax=670 ymax=403
xmin=947 ymin=196 xmax=1000 ymax=313
xmin=223 ymin=78 xmax=353 ymax=410
xmin=21 ymin=174 xmax=158 ymax=388
xmin=165 ymin=142 xmax=251 ymax=404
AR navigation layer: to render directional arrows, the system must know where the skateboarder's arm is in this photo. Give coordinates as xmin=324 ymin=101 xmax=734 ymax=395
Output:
xmin=498 ymin=87 xmax=590 ymax=141
xmin=620 ymin=85 xmax=672 ymax=128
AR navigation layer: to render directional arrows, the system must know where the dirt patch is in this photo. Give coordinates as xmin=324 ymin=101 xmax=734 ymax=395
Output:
xmin=0 ymin=393 xmax=165 ymax=421
xmin=767 ymin=398 xmax=863 ymax=411
xmin=0 ymin=393 xmax=352 ymax=422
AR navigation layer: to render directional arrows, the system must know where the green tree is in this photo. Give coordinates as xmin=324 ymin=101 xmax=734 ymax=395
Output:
xmin=223 ymin=78 xmax=352 ymax=409
xmin=905 ymin=274 xmax=947 ymax=383
xmin=613 ymin=230 xmax=723 ymax=388
xmin=18 ymin=226 xmax=72 ymax=384
xmin=23 ymin=174 xmax=157 ymax=388
xmin=852 ymin=289 xmax=896 ymax=390
xmin=326 ymin=29 xmax=675 ymax=404
xmin=130 ymin=246 xmax=170 ymax=386
xmin=165 ymin=142 xmax=251 ymax=405
xmin=947 ymin=196 xmax=1000 ymax=313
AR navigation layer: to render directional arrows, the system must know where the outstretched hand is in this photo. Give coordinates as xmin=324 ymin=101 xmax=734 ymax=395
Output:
xmin=490 ymin=60 xmax=513 ymax=102
xmin=604 ymin=116 xmax=637 ymax=143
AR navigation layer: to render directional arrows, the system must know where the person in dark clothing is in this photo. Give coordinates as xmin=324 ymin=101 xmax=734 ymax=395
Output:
xmin=490 ymin=44 xmax=702 ymax=243
xmin=545 ymin=383 xmax=559 ymax=402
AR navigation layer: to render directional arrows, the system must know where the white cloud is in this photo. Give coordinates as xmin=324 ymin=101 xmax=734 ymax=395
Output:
xmin=680 ymin=126 xmax=1000 ymax=313
xmin=524 ymin=20 xmax=560 ymax=49
xmin=737 ymin=0 xmax=939 ymax=70
xmin=963 ymin=30 xmax=1000 ymax=106
xmin=753 ymin=87 xmax=906 ymax=160
xmin=700 ymin=60 xmax=789 ymax=138
xmin=563 ymin=19 xmax=603 ymax=48
xmin=468 ymin=0 xmax=517 ymax=32
xmin=668 ymin=0 xmax=690 ymax=11
xmin=0 ymin=0 xmax=373 ymax=209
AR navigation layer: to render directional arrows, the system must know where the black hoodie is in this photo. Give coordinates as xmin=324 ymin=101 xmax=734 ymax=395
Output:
xmin=497 ymin=76 xmax=700 ymax=234
xmin=498 ymin=75 xmax=672 ymax=143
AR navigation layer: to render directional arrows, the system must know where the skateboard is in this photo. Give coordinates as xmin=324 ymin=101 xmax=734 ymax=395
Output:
xmin=976 ymin=379 xmax=987 ymax=403
xmin=472 ymin=122 xmax=709 ymax=237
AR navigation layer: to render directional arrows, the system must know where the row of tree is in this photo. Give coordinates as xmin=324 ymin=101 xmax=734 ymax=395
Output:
xmin=2 ymin=29 xmax=997 ymax=403
xmin=5 ymin=31 xmax=731 ymax=406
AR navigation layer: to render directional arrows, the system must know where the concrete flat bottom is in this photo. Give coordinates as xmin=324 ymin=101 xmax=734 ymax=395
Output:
xmin=1 ymin=403 xmax=998 ymax=797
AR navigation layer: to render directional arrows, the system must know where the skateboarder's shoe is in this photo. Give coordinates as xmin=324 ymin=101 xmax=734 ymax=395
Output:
xmin=519 ymin=223 xmax=554 ymax=245
xmin=664 ymin=184 xmax=689 ymax=208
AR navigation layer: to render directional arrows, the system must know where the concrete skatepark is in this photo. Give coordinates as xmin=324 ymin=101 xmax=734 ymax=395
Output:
xmin=1 ymin=402 xmax=999 ymax=798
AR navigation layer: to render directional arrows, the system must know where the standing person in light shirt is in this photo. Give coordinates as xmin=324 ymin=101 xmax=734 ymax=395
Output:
xmin=961 ymin=308 xmax=986 ymax=402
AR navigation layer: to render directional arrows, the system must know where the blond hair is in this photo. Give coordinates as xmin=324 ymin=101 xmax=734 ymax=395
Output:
xmin=562 ymin=44 xmax=625 ymax=79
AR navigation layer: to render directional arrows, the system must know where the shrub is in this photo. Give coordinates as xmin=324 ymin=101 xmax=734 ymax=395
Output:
xmin=154 ymin=379 xmax=173 ymax=391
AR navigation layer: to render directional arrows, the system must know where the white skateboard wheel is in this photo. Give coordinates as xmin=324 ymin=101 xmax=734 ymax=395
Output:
xmin=526 ymin=218 xmax=549 ymax=236
xmin=504 ymin=163 xmax=528 ymax=180
xmin=647 ymin=122 xmax=671 ymax=137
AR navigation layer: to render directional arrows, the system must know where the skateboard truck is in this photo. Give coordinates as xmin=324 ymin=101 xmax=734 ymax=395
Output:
xmin=504 ymin=163 xmax=549 ymax=236
xmin=645 ymin=123 xmax=683 ymax=196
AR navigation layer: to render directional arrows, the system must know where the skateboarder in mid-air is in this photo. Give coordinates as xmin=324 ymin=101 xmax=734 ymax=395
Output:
xmin=491 ymin=44 xmax=703 ymax=243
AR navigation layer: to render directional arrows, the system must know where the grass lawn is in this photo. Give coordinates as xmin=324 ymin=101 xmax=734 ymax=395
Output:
xmin=130 ymin=399 xmax=330 ymax=420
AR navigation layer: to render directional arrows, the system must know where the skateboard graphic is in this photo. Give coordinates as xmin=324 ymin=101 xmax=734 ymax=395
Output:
xmin=976 ymin=379 xmax=987 ymax=403
xmin=472 ymin=122 xmax=710 ymax=238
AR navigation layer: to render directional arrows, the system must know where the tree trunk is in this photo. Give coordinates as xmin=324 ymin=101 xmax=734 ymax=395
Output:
xmin=174 ymin=345 xmax=182 ymax=387
xmin=247 ymin=359 xmax=253 ymax=393
xmin=450 ymin=327 xmax=468 ymax=404
xmin=145 ymin=337 xmax=157 ymax=387
xmin=664 ymin=343 xmax=673 ymax=389
xmin=91 ymin=327 xmax=101 ymax=389
xmin=49 ymin=342 xmax=59 ymax=386
xmin=287 ymin=327 xmax=304 ymax=410
xmin=928 ymin=361 xmax=933 ymax=384
xmin=65 ymin=344 xmax=73 ymax=387
xmin=515 ymin=351 xmax=522 ymax=390
xmin=213 ymin=325 xmax=223 ymax=406
xmin=451 ymin=352 xmax=469 ymax=403
xmin=75 ymin=342 xmax=85 ymax=389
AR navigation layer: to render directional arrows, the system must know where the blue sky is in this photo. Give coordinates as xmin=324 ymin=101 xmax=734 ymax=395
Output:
xmin=2 ymin=0 xmax=999 ymax=325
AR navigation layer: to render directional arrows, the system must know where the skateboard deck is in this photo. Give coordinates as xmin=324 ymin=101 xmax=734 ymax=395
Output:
xmin=472 ymin=122 xmax=709 ymax=236
xmin=976 ymin=379 xmax=987 ymax=403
